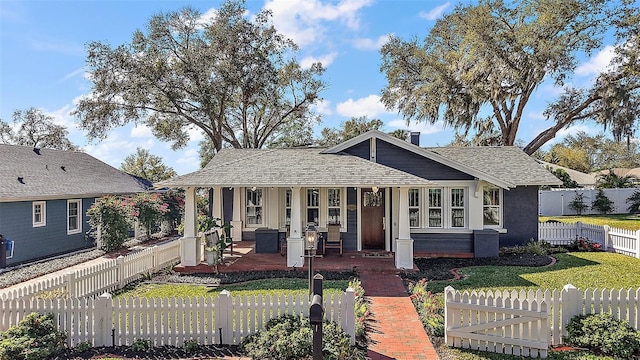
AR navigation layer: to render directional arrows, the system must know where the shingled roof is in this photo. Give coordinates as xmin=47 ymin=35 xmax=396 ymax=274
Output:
xmin=0 ymin=144 xmax=150 ymax=202
xmin=158 ymin=147 xmax=435 ymax=188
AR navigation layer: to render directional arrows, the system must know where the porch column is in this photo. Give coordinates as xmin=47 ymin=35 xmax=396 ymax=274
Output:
xmin=181 ymin=186 xmax=200 ymax=267
xmin=212 ymin=187 xmax=223 ymax=222
xmin=287 ymin=187 xmax=305 ymax=267
xmin=231 ymin=188 xmax=242 ymax=241
xmin=396 ymin=187 xmax=414 ymax=269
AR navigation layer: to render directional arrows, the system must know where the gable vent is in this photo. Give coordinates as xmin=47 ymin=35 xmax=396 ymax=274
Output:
xmin=17 ymin=177 xmax=25 ymax=184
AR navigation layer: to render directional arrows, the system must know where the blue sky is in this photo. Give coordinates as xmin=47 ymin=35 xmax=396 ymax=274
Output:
xmin=0 ymin=0 xmax=619 ymax=175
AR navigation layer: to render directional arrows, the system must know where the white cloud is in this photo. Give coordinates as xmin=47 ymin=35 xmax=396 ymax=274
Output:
xmin=314 ymin=99 xmax=333 ymax=115
xmin=187 ymin=125 xmax=205 ymax=143
xmin=82 ymin=137 xmax=154 ymax=168
xmin=387 ymin=119 xmax=444 ymax=135
xmin=61 ymin=67 xmax=85 ymax=82
xmin=576 ymin=45 xmax=615 ymax=77
xmin=419 ymin=2 xmax=450 ymax=21
xmin=130 ymin=125 xmax=153 ymax=138
xmin=353 ymin=34 xmax=391 ymax=51
xmin=198 ymin=8 xmax=218 ymax=25
xmin=264 ymin=0 xmax=373 ymax=47
xmin=300 ymin=52 xmax=338 ymax=68
xmin=336 ymin=94 xmax=390 ymax=117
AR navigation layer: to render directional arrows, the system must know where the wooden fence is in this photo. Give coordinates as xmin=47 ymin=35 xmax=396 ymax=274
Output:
xmin=539 ymin=222 xmax=640 ymax=258
xmin=0 ymin=240 xmax=181 ymax=301
xmin=0 ymin=289 xmax=356 ymax=347
xmin=445 ymin=284 xmax=640 ymax=358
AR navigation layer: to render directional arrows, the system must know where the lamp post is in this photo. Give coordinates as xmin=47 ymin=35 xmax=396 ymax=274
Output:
xmin=305 ymin=223 xmax=317 ymax=297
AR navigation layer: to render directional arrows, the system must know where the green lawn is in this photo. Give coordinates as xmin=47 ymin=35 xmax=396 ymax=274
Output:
xmin=540 ymin=214 xmax=640 ymax=230
xmin=425 ymin=252 xmax=640 ymax=295
xmin=116 ymin=278 xmax=350 ymax=298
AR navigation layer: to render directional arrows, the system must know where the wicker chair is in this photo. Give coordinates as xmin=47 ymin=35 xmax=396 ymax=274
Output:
xmin=323 ymin=224 xmax=343 ymax=256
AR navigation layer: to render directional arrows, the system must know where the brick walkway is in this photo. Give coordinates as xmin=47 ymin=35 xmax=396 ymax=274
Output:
xmin=360 ymin=272 xmax=439 ymax=360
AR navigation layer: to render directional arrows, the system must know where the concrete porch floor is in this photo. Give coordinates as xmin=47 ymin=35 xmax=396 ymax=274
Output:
xmin=174 ymin=241 xmax=416 ymax=274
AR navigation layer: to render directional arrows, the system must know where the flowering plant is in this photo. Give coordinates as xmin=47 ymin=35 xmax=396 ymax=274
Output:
xmin=87 ymin=195 xmax=132 ymax=252
xmin=408 ymin=278 xmax=444 ymax=337
xmin=126 ymin=193 xmax=170 ymax=240
xmin=569 ymin=236 xmax=602 ymax=252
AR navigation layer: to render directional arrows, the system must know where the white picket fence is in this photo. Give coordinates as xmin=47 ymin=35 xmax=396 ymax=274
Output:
xmin=0 ymin=289 xmax=356 ymax=347
xmin=0 ymin=240 xmax=181 ymax=301
xmin=445 ymin=284 xmax=640 ymax=358
xmin=539 ymin=222 xmax=640 ymax=258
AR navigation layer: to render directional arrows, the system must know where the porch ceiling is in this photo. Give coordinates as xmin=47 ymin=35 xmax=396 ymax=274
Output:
xmin=156 ymin=148 xmax=435 ymax=188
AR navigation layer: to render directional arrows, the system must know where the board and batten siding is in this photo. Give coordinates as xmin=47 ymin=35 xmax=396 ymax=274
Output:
xmin=412 ymin=233 xmax=474 ymax=253
xmin=0 ymin=198 xmax=94 ymax=266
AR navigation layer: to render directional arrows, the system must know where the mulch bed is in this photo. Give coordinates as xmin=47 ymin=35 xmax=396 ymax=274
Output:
xmin=51 ymin=345 xmax=245 ymax=360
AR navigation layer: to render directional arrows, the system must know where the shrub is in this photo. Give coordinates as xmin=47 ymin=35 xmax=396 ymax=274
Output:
xmin=408 ymin=278 xmax=444 ymax=337
xmin=126 ymin=193 xmax=170 ymax=240
xmin=348 ymin=278 xmax=370 ymax=341
xmin=568 ymin=192 xmax=588 ymax=215
xmin=568 ymin=236 xmax=602 ymax=252
xmin=591 ymin=189 xmax=614 ymax=214
xmin=87 ymin=196 xmax=132 ymax=252
xmin=627 ymin=189 xmax=640 ymax=213
xmin=73 ymin=341 xmax=92 ymax=354
xmin=182 ymin=339 xmax=199 ymax=354
xmin=565 ymin=313 xmax=640 ymax=358
xmin=501 ymin=239 xmax=566 ymax=256
xmin=239 ymin=314 xmax=365 ymax=360
xmin=130 ymin=338 xmax=151 ymax=352
xmin=0 ymin=312 xmax=67 ymax=360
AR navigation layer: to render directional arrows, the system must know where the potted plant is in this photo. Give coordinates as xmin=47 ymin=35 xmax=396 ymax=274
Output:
xmin=199 ymin=216 xmax=232 ymax=269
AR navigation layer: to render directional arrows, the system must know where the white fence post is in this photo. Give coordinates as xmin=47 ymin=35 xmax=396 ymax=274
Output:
xmin=561 ymin=284 xmax=581 ymax=340
xmin=444 ymin=285 xmax=455 ymax=347
xmin=64 ymin=272 xmax=76 ymax=298
xmin=342 ymin=287 xmax=356 ymax=345
xmin=216 ymin=290 xmax=232 ymax=345
xmin=636 ymin=230 xmax=640 ymax=259
xmin=95 ymin=292 xmax=113 ymax=347
xmin=152 ymin=246 xmax=159 ymax=271
xmin=603 ymin=225 xmax=611 ymax=250
xmin=116 ymin=255 xmax=125 ymax=288
xmin=576 ymin=221 xmax=582 ymax=239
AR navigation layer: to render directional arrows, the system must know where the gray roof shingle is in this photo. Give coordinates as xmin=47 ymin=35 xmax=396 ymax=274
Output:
xmin=159 ymin=148 xmax=435 ymax=187
xmin=0 ymin=144 xmax=150 ymax=201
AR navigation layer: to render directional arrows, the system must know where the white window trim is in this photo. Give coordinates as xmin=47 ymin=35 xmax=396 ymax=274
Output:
xmin=483 ymin=186 xmax=503 ymax=228
xmin=67 ymin=199 xmax=82 ymax=235
xmin=409 ymin=188 xmax=421 ymax=228
xmin=413 ymin=185 xmax=470 ymax=230
xmin=32 ymin=201 xmax=46 ymax=227
xmin=426 ymin=188 xmax=443 ymax=229
xmin=326 ymin=187 xmax=344 ymax=226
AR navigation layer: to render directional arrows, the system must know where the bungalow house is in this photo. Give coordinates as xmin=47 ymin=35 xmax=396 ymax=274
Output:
xmin=158 ymin=130 xmax=561 ymax=269
xmin=0 ymin=144 xmax=151 ymax=267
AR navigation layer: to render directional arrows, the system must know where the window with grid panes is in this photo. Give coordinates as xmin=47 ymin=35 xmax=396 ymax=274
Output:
xmin=450 ymin=188 xmax=465 ymax=227
xmin=483 ymin=187 xmax=501 ymax=226
xmin=306 ymin=188 xmax=319 ymax=224
xmin=408 ymin=189 xmax=420 ymax=227
xmin=428 ymin=188 xmax=443 ymax=227
xmin=327 ymin=188 xmax=341 ymax=224
xmin=246 ymin=188 xmax=263 ymax=225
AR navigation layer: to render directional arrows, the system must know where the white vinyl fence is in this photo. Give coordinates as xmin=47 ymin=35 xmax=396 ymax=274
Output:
xmin=445 ymin=284 xmax=640 ymax=358
xmin=0 ymin=289 xmax=356 ymax=347
xmin=539 ymin=222 xmax=640 ymax=258
xmin=0 ymin=240 xmax=181 ymax=301
xmin=539 ymin=188 xmax=639 ymax=216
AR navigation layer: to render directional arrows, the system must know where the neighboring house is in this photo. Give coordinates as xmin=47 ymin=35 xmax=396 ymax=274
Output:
xmin=159 ymin=130 xmax=560 ymax=269
xmin=0 ymin=144 xmax=151 ymax=267
xmin=536 ymin=160 xmax=597 ymax=188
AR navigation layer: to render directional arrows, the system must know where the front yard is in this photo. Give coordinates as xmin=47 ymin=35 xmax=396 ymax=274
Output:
xmin=540 ymin=214 xmax=640 ymax=231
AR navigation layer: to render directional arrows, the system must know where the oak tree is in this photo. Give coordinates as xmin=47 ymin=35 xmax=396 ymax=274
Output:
xmin=380 ymin=0 xmax=639 ymax=154
xmin=73 ymin=0 xmax=326 ymax=155
xmin=120 ymin=147 xmax=177 ymax=182
xmin=0 ymin=107 xmax=77 ymax=150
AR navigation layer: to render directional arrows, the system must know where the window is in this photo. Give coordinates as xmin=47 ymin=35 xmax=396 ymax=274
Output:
xmin=483 ymin=187 xmax=501 ymax=227
xmin=450 ymin=188 xmax=465 ymax=228
xmin=327 ymin=188 xmax=341 ymax=224
xmin=68 ymin=199 xmax=82 ymax=234
xmin=408 ymin=189 xmax=420 ymax=227
xmin=285 ymin=189 xmax=292 ymax=226
xmin=306 ymin=188 xmax=319 ymax=224
xmin=246 ymin=188 xmax=263 ymax=225
xmin=427 ymin=188 xmax=442 ymax=228
xmin=32 ymin=201 xmax=46 ymax=227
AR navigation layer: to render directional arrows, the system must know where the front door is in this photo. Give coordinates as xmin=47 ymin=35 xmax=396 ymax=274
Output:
xmin=361 ymin=189 xmax=385 ymax=249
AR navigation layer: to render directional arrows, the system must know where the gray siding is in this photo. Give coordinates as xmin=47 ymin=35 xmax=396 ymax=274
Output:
xmin=1 ymin=198 xmax=94 ymax=266
xmin=376 ymin=140 xmax=473 ymax=180
xmin=343 ymin=187 xmax=357 ymax=250
xmin=412 ymin=232 xmax=473 ymax=253
xmin=343 ymin=140 xmax=371 ymax=160
xmin=500 ymin=186 xmax=539 ymax=247
xmin=222 ymin=188 xmax=234 ymax=228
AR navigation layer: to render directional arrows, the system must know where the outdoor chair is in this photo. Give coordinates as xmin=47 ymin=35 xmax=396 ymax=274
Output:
xmin=323 ymin=224 xmax=343 ymax=256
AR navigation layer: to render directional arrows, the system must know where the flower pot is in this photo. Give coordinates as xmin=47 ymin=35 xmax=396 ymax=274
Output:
xmin=206 ymin=251 xmax=217 ymax=266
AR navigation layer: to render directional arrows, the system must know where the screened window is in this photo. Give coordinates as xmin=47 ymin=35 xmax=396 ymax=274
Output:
xmin=450 ymin=188 xmax=465 ymax=228
xmin=327 ymin=188 xmax=341 ymax=225
xmin=68 ymin=199 xmax=82 ymax=234
xmin=408 ymin=189 xmax=420 ymax=227
xmin=483 ymin=187 xmax=501 ymax=226
xmin=32 ymin=201 xmax=46 ymax=227
xmin=306 ymin=188 xmax=319 ymax=224
xmin=246 ymin=188 xmax=263 ymax=225
xmin=428 ymin=188 xmax=442 ymax=228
